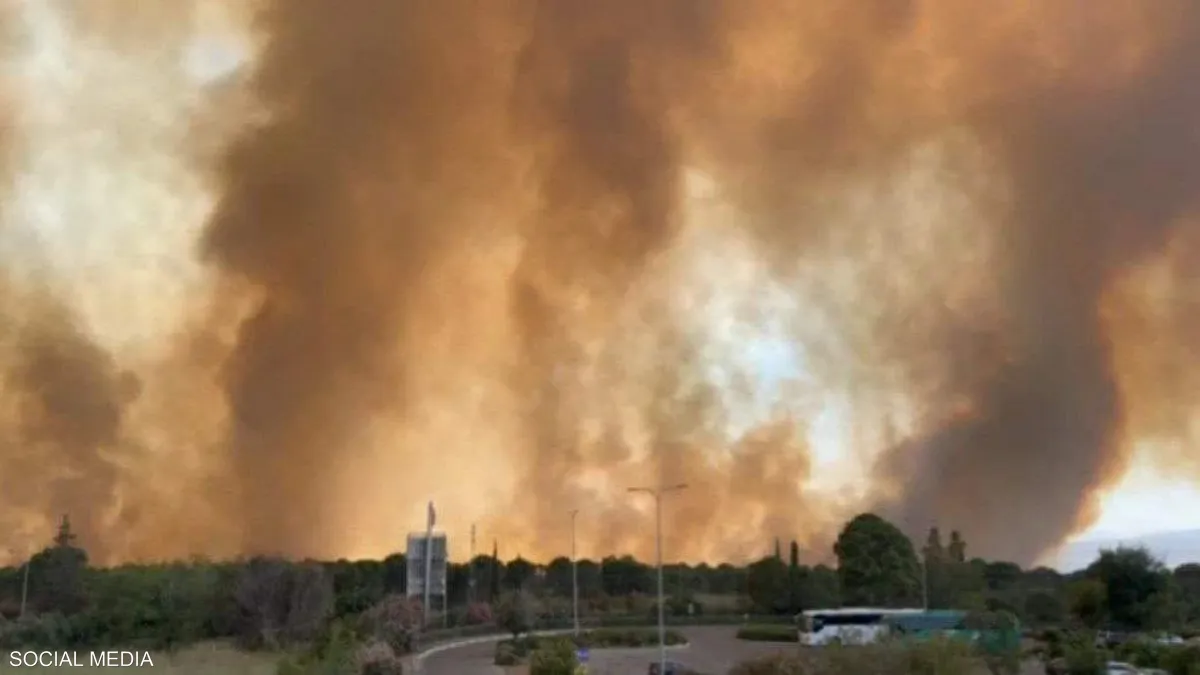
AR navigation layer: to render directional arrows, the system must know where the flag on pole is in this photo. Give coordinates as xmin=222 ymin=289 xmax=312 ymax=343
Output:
xmin=427 ymin=501 xmax=436 ymax=530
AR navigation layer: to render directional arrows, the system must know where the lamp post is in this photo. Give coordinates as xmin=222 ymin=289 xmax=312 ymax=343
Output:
xmin=570 ymin=509 xmax=580 ymax=637
xmin=628 ymin=483 xmax=688 ymax=675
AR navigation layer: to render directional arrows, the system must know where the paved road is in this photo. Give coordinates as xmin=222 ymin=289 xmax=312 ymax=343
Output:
xmin=420 ymin=626 xmax=797 ymax=675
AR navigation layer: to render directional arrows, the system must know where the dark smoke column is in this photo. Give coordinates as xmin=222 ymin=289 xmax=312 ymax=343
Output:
xmin=874 ymin=2 xmax=1200 ymax=564
xmin=199 ymin=0 xmax=524 ymax=557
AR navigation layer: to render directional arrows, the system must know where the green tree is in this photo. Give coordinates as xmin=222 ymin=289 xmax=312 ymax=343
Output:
xmin=983 ymin=562 xmax=1023 ymax=591
xmin=27 ymin=515 xmax=89 ymax=616
xmin=495 ymin=590 xmax=538 ymax=638
xmin=489 ymin=541 xmax=501 ymax=601
xmin=803 ymin=564 xmax=840 ymax=609
xmin=1067 ymin=578 xmax=1108 ymax=629
xmin=1086 ymin=547 xmax=1171 ymax=630
xmin=232 ymin=558 xmax=334 ymax=649
xmin=575 ymin=559 xmax=602 ymax=598
xmin=833 ymin=513 xmax=921 ymax=607
xmin=787 ymin=541 xmax=804 ymax=613
xmin=1174 ymin=563 xmax=1200 ymax=622
xmin=505 ymin=557 xmax=536 ymax=590
xmin=381 ymin=554 xmax=406 ymax=594
xmin=923 ymin=527 xmax=950 ymax=608
xmin=1024 ymin=590 xmax=1066 ymax=625
xmin=923 ymin=528 xmax=945 ymax=565
xmin=600 ymin=556 xmax=651 ymax=595
xmin=544 ymin=557 xmax=572 ymax=597
xmin=746 ymin=556 xmax=788 ymax=614
xmin=947 ymin=531 xmax=967 ymax=563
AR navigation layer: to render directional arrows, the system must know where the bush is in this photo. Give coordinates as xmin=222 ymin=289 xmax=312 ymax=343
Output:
xmin=1160 ymin=644 xmax=1200 ymax=675
xmin=580 ymin=628 xmax=685 ymax=648
xmin=529 ymin=638 xmax=578 ymax=675
xmin=462 ymin=602 xmax=492 ymax=626
xmin=493 ymin=629 xmax=686 ymax=665
xmin=494 ymin=642 xmax=519 ymax=666
xmin=1062 ymin=641 xmax=1108 ymax=675
xmin=275 ymin=620 xmax=358 ymax=675
xmin=736 ymin=625 xmax=798 ymax=643
xmin=356 ymin=640 xmax=404 ymax=675
xmin=0 ymin=614 xmax=70 ymax=650
xmin=901 ymin=636 xmax=977 ymax=675
xmin=730 ymin=638 xmax=976 ymax=675
xmin=1116 ymin=639 xmax=1172 ymax=668
xmin=495 ymin=591 xmax=539 ymax=638
xmin=729 ymin=653 xmax=809 ymax=675
xmin=360 ymin=596 xmax=421 ymax=656
xmin=236 ymin=559 xmax=334 ymax=650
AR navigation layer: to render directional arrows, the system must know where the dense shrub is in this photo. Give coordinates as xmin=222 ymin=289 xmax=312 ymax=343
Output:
xmin=899 ymin=637 xmax=978 ymax=675
xmin=275 ymin=620 xmax=358 ymax=675
xmin=0 ymin=613 xmax=84 ymax=649
xmin=236 ymin=559 xmax=335 ymax=650
xmin=356 ymin=640 xmax=405 ymax=675
xmin=581 ymin=627 xmax=685 ymax=648
xmin=731 ymin=638 xmax=976 ymax=675
xmin=736 ymin=625 xmax=799 ymax=643
xmin=729 ymin=653 xmax=809 ymax=675
xmin=1115 ymin=641 xmax=1200 ymax=675
xmin=528 ymin=637 xmax=578 ymax=675
xmin=462 ymin=602 xmax=492 ymax=625
xmin=494 ymin=642 xmax=519 ymax=666
xmin=1062 ymin=641 xmax=1108 ymax=675
xmin=495 ymin=591 xmax=539 ymax=638
xmin=494 ymin=629 xmax=685 ymax=665
xmin=359 ymin=595 xmax=421 ymax=656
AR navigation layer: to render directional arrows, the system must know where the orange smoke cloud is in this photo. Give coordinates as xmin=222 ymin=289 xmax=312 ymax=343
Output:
xmin=0 ymin=0 xmax=1198 ymax=566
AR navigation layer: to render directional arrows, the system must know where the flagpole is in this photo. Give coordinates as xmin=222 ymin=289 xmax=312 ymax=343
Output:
xmin=424 ymin=500 xmax=435 ymax=628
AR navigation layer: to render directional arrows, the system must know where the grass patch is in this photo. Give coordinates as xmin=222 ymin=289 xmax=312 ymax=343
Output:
xmin=731 ymin=636 xmax=980 ymax=675
xmin=736 ymin=625 xmax=799 ymax=643
xmin=0 ymin=642 xmax=278 ymax=674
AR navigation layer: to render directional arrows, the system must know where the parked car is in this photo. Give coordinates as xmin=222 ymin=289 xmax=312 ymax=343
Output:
xmin=1097 ymin=631 xmax=1133 ymax=648
xmin=1107 ymin=661 xmax=1142 ymax=675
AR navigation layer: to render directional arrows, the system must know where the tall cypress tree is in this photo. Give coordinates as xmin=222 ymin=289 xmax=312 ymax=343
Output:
xmin=490 ymin=540 xmax=501 ymax=600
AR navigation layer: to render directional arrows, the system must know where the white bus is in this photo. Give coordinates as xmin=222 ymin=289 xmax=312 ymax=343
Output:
xmin=796 ymin=608 xmax=926 ymax=646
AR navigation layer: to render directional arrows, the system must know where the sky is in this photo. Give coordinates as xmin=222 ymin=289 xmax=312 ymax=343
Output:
xmin=4 ymin=2 xmax=1200 ymax=566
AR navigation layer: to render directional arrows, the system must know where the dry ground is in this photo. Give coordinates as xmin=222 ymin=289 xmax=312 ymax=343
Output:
xmin=0 ymin=642 xmax=277 ymax=674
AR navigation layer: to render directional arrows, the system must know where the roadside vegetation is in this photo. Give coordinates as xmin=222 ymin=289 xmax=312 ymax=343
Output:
xmin=1 ymin=513 xmax=1198 ymax=674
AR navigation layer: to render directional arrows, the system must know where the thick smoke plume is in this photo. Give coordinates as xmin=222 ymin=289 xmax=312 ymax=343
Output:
xmin=0 ymin=1 xmax=144 ymax=562
xmin=866 ymin=2 xmax=1200 ymax=562
xmin=2 ymin=0 xmax=1199 ymax=565
xmin=199 ymin=0 xmax=1200 ymax=565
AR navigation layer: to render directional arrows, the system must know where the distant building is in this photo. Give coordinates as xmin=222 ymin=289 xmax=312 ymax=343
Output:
xmin=406 ymin=532 xmax=448 ymax=601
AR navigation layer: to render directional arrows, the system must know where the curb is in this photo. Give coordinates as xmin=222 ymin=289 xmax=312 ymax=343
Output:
xmin=412 ymin=629 xmax=691 ymax=674
xmin=412 ymin=629 xmax=573 ymax=674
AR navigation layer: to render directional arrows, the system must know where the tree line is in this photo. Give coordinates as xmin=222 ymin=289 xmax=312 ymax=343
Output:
xmin=1 ymin=513 xmax=1198 ymax=653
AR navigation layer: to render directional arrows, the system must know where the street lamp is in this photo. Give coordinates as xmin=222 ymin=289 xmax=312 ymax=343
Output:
xmin=628 ymin=483 xmax=688 ymax=675
xmin=570 ymin=509 xmax=580 ymax=637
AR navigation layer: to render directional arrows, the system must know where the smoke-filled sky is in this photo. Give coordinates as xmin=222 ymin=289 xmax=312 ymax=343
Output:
xmin=0 ymin=0 xmax=1198 ymax=568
